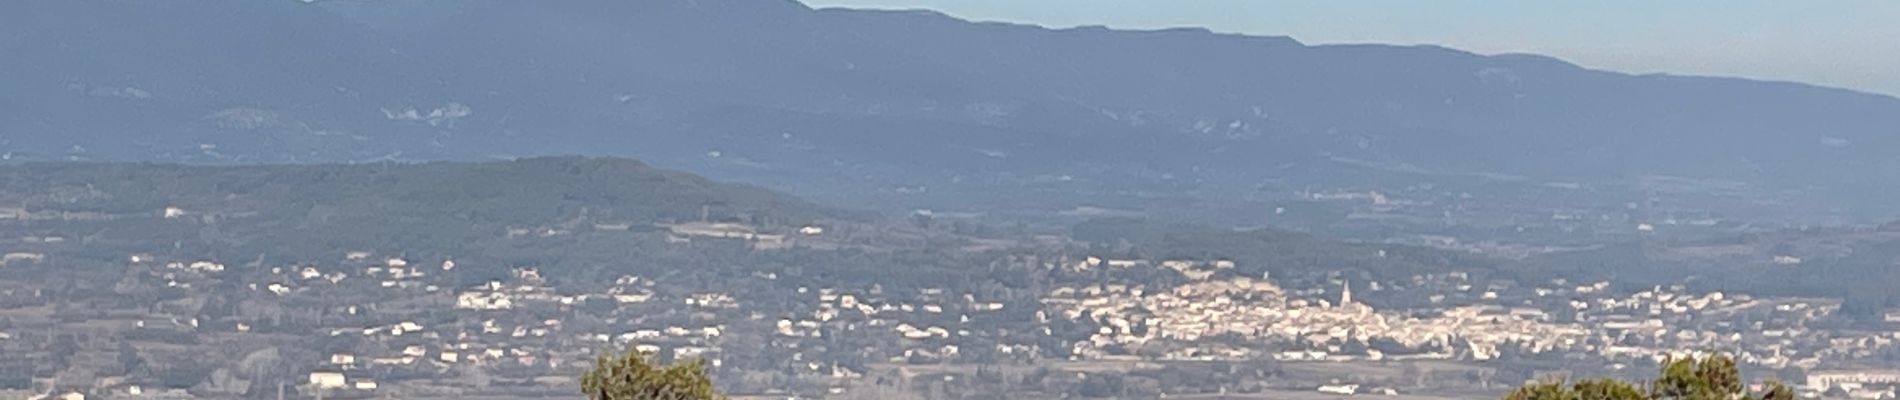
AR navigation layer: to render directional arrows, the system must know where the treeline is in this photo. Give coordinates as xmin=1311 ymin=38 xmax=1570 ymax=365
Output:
xmin=1070 ymin=218 xmax=1511 ymax=283
xmin=1521 ymin=229 xmax=1900 ymax=319
xmin=0 ymin=157 xmax=838 ymax=264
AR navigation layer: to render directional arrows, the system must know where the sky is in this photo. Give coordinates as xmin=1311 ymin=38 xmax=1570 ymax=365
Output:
xmin=803 ymin=0 xmax=1900 ymax=98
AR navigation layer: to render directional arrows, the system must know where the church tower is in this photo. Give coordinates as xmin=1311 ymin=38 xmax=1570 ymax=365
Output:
xmin=1341 ymin=280 xmax=1353 ymax=306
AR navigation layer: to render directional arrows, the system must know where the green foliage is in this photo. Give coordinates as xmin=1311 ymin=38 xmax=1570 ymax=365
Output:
xmin=1653 ymin=354 xmax=1740 ymax=399
xmin=580 ymin=349 xmax=725 ymax=400
xmin=1506 ymin=378 xmax=1644 ymax=400
xmin=1503 ymin=354 xmax=1794 ymax=400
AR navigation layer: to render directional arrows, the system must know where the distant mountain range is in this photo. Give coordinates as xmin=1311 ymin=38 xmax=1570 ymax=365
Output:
xmin=5 ymin=0 xmax=1898 ymax=227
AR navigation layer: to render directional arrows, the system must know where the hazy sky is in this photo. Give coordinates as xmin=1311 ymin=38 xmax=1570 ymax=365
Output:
xmin=804 ymin=0 xmax=1900 ymax=97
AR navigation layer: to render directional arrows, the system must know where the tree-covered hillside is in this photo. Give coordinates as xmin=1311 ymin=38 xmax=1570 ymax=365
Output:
xmin=0 ymin=157 xmax=838 ymax=263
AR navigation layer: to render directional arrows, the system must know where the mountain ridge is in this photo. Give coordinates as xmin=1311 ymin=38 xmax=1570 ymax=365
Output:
xmin=5 ymin=0 xmax=1898 ymax=226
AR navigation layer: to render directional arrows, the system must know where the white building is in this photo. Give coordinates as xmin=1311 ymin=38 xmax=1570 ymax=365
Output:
xmin=309 ymin=371 xmax=347 ymax=389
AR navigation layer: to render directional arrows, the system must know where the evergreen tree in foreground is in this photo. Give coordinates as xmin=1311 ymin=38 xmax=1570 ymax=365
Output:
xmin=581 ymin=349 xmax=725 ymax=400
xmin=1505 ymin=353 xmax=1794 ymax=400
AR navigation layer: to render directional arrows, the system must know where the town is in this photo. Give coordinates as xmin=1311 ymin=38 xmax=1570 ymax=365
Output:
xmin=6 ymin=212 xmax=1900 ymax=400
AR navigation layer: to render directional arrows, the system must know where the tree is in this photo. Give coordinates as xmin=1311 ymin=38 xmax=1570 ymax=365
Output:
xmin=580 ymin=349 xmax=725 ymax=400
xmin=117 ymin=341 xmax=146 ymax=376
xmin=1504 ymin=353 xmax=1793 ymax=400
xmin=1075 ymin=373 xmax=1123 ymax=398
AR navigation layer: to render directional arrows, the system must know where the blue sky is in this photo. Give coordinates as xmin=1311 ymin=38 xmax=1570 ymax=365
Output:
xmin=803 ymin=0 xmax=1900 ymax=97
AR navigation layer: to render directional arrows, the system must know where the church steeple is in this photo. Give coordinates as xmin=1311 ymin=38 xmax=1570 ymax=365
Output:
xmin=1341 ymin=280 xmax=1353 ymax=306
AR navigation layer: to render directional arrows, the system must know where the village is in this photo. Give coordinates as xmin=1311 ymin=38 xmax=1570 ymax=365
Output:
xmin=6 ymin=216 xmax=1900 ymax=400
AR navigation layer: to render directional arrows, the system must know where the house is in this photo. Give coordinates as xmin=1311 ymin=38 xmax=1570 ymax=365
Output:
xmin=668 ymin=222 xmax=757 ymax=239
xmin=100 ymin=384 xmax=152 ymax=397
xmin=309 ymin=371 xmax=347 ymax=389
xmin=750 ymin=234 xmax=789 ymax=250
xmin=1808 ymin=370 xmax=1900 ymax=391
xmin=1318 ymin=383 xmax=1360 ymax=395
xmin=1 ymin=253 xmax=45 ymax=265
xmin=186 ymin=261 xmax=224 ymax=272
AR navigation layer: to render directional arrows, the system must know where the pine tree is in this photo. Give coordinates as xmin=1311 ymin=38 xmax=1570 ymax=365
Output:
xmin=1503 ymin=353 xmax=1793 ymax=400
xmin=580 ymin=349 xmax=725 ymax=400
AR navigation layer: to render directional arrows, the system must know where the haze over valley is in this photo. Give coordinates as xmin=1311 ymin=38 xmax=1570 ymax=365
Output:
xmin=2 ymin=1 xmax=1899 ymax=399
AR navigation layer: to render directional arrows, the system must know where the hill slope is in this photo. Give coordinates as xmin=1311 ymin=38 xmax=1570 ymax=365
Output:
xmin=0 ymin=157 xmax=834 ymax=260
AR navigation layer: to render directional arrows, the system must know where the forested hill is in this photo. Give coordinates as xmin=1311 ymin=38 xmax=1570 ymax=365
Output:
xmin=0 ymin=157 xmax=840 ymax=262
